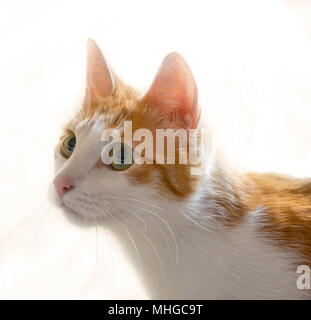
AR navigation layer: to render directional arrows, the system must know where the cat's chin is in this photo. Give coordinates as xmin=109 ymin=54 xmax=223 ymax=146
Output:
xmin=61 ymin=203 xmax=106 ymax=228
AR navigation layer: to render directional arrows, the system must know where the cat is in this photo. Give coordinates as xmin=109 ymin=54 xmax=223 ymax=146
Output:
xmin=53 ymin=39 xmax=311 ymax=299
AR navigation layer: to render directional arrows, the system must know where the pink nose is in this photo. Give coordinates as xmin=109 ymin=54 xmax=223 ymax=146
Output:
xmin=53 ymin=175 xmax=74 ymax=198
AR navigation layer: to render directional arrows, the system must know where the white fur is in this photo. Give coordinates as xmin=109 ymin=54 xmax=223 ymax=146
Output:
xmin=54 ymin=125 xmax=308 ymax=299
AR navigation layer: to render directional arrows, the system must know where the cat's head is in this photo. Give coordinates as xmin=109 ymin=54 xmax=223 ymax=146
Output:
xmin=53 ymin=39 xmax=202 ymax=220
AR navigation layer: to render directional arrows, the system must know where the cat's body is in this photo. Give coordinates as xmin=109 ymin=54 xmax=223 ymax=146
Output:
xmin=53 ymin=39 xmax=311 ymax=299
xmin=97 ymin=161 xmax=311 ymax=299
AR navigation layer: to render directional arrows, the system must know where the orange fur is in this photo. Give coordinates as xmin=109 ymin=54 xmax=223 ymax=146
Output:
xmin=61 ymin=56 xmax=311 ymax=270
xmin=244 ymin=172 xmax=311 ymax=265
xmin=66 ymin=82 xmax=201 ymax=199
xmin=206 ymin=166 xmax=311 ymax=266
xmin=55 ymin=40 xmax=311 ymax=298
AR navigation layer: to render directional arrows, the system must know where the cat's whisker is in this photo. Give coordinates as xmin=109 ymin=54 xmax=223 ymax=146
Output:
xmin=30 ymin=204 xmax=53 ymax=245
xmin=103 ymin=196 xmax=178 ymax=264
xmin=138 ymin=228 xmax=167 ymax=288
xmin=123 ymin=207 xmax=148 ymax=233
xmin=95 ymin=225 xmax=99 ymax=264
xmin=161 ymin=229 xmax=174 ymax=256
xmin=122 ymin=213 xmax=168 ymax=288
xmin=109 ymin=213 xmax=143 ymax=273
xmin=124 ymin=198 xmax=163 ymax=210
xmin=28 ymin=201 xmax=51 ymax=219
xmin=50 ymin=37 xmax=311 ymax=299
xmin=76 ymin=220 xmax=102 ymax=294
xmin=102 ymin=200 xmax=173 ymax=279
xmin=100 ymin=222 xmax=114 ymax=278
xmin=105 ymin=202 xmax=174 ymax=267
xmin=2 ymin=201 xmax=50 ymax=242
xmin=179 ymin=209 xmax=212 ymax=233
xmin=105 ymin=196 xmax=163 ymax=210
xmin=28 ymin=201 xmax=52 ymax=224
xmin=139 ymin=206 xmax=178 ymax=265
xmin=90 ymin=219 xmax=116 ymax=283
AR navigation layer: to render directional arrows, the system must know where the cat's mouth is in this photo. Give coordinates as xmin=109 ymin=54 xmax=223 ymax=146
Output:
xmin=49 ymin=183 xmax=104 ymax=224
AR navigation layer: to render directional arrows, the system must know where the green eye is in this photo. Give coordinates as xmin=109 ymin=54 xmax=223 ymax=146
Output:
xmin=61 ymin=132 xmax=76 ymax=158
xmin=111 ymin=143 xmax=133 ymax=171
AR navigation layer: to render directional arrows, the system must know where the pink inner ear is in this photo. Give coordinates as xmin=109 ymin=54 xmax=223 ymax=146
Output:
xmin=86 ymin=39 xmax=114 ymax=99
xmin=143 ymin=52 xmax=200 ymax=129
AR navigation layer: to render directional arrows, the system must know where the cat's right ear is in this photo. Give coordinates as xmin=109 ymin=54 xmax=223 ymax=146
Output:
xmin=141 ymin=52 xmax=200 ymax=129
xmin=85 ymin=39 xmax=114 ymax=102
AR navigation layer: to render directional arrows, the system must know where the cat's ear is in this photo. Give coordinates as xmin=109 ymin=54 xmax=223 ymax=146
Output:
xmin=85 ymin=39 xmax=114 ymax=100
xmin=142 ymin=53 xmax=200 ymax=129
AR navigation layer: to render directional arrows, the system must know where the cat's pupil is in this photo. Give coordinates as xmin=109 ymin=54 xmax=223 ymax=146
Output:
xmin=67 ymin=137 xmax=76 ymax=154
xmin=110 ymin=143 xmax=132 ymax=168
xmin=120 ymin=146 xmax=125 ymax=164
xmin=118 ymin=145 xmax=125 ymax=164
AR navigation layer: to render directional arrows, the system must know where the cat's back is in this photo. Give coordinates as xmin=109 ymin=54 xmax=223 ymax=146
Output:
xmin=195 ymin=172 xmax=311 ymax=298
xmin=245 ymin=172 xmax=311 ymax=266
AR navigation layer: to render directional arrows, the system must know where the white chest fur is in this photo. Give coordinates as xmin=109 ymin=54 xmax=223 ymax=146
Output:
xmin=112 ymin=189 xmax=307 ymax=299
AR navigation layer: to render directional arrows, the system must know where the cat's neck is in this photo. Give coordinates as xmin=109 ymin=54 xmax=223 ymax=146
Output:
xmin=112 ymin=154 xmax=248 ymax=298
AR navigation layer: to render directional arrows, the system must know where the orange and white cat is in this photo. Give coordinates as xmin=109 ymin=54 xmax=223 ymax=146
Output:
xmin=53 ymin=39 xmax=311 ymax=299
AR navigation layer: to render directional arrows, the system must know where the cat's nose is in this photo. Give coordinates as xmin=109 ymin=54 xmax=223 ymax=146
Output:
xmin=53 ymin=175 xmax=74 ymax=198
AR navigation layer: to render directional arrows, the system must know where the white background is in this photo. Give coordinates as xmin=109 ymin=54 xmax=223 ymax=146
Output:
xmin=0 ymin=0 xmax=311 ymax=299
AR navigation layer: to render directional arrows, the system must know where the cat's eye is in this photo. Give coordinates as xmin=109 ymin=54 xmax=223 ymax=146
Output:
xmin=111 ymin=143 xmax=133 ymax=171
xmin=61 ymin=132 xmax=76 ymax=158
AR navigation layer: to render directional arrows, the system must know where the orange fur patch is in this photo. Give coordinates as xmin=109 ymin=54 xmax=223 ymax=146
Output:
xmin=245 ymin=172 xmax=311 ymax=266
xmin=65 ymin=82 xmax=202 ymax=199
xmin=62 ymin=78 xmax=311 ymax=269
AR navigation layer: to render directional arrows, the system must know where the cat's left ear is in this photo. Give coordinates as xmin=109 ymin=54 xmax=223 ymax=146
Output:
xmin=85 ymin=39 xmax=114 ymax=100
xmin=142 ymin=53 xmax=200 ymax=129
